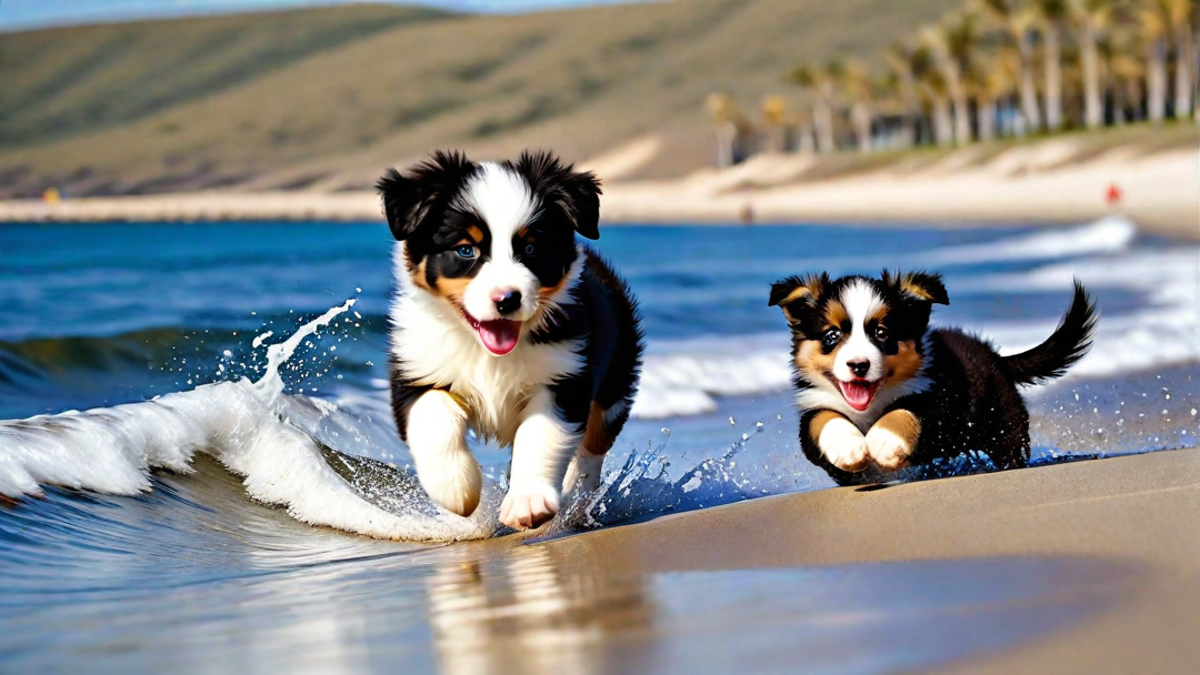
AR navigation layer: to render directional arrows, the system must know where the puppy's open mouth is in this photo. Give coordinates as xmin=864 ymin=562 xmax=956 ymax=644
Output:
xmin=463 ymin=312 xmax=521 ymax=356
xmin=835 ymin=378 xmax=881 ymax=412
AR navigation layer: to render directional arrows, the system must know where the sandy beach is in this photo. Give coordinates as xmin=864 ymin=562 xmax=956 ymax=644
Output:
xmin=3 ymin=138 xmax=1196 ymax=241
xmin=458 ymin=447 xmax=1199 ymax=673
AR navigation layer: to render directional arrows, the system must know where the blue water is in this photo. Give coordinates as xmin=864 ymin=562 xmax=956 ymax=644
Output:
xmin=0 ymin=218 xmax=1197 ymax=673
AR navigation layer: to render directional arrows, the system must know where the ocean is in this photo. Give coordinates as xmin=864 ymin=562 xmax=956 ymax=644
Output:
xmin=1 ymin=217 xmax=1197 ymax=671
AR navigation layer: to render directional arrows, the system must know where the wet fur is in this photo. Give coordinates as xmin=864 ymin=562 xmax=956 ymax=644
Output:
xmin=771 ymin=272 xmax=1096 ymax=486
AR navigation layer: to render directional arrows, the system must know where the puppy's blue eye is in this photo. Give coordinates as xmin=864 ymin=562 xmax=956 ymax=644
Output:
xmin=524 ymin=243 xmax=535 ymax=256
xmin=454 ymin=245 xmax=478 ymax=260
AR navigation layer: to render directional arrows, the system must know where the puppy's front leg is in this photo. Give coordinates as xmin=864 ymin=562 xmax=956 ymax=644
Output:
xmin=865 ymin=409 xmax=920 ymax=471
xmin=811 ymin=410 xmax=869 ymax=472
xmin=501 ymin=387 xmax=580 ymax=530
xmin=407 ymin=390 xmax=482 ymax=517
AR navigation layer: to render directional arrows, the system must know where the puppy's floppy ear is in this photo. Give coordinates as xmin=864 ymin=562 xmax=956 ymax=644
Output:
xmin=377 ymin=150 xmax=477 ymax=241
xmin=514 ymin=150 xmax=602 ymax=240
xmin=768 ymin=273 xmax=828 ymax=324
xmin=883 ymin=269 xmax=949 ymax=305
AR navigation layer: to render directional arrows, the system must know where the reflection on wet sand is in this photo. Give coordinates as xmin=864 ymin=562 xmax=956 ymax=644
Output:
xmin=427 ymin=544 xmax=654 ymax=674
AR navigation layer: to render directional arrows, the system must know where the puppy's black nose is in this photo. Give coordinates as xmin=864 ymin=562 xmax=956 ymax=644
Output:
xmin=848 ymin=360 xmax=870 ymax=378
xmin=494 ymin=290 xmax=522 ymax=316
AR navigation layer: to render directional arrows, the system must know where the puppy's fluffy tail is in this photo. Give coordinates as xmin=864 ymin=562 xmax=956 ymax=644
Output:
xmin=1003 ymin=279 xmax=1097 ymax=386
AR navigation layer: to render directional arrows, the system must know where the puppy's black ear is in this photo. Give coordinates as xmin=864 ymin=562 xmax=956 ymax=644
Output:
xmin=768 ymin=273 xmax=828 ymax=324
xmin=377 ymin=150 xmax=477 ymax=241
xmin=514 ymin=150 xmax=602 ymax=240
xmin=883 ymin=270 xmax=949 ymax=305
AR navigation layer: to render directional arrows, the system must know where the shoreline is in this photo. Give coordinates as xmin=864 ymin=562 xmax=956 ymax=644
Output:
xmin=2 ymin=144 xmax=1195 ymax=241
xmin=532 ymin=447 xmax=1200 ymax=673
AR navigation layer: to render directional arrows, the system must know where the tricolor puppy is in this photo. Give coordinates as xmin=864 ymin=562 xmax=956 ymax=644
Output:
xmin=769 ymin=271 xmax=1095 ymax=485
xmin=378 ymin=150 xmax=642 ymax=530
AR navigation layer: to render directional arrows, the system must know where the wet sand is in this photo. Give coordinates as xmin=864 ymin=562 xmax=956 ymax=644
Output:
xmin=518 ymin=448 xmax=1199 ymax=673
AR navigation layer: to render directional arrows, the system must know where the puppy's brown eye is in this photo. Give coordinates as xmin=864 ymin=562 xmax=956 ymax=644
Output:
xmin=821 ymin=329 xmax=841 ymax=349
xmin=874 ymin=326 xmax=889 ymax=342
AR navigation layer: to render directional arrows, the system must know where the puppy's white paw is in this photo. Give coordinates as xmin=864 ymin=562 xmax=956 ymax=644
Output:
xmin=819 ymin=418 xmax=869 ymax=472
xmin=419 ymin=452 xmax=483 ymax=517
xmin=866 ymin=426 xmax=914 ymax=471
xmin=499 ymin=483 xmax=561 ymax=530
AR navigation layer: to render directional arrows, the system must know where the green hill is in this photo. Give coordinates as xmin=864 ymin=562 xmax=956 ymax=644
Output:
xmin=0 ymin=0 xmax=959 ymax=198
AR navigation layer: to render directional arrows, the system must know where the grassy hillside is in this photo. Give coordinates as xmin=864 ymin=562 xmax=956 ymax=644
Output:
xmin=0 ymin=0 xmax=961 ymax=198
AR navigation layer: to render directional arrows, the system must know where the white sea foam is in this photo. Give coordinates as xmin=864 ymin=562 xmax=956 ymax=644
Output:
xmin=0 ymin=299 xmax=496 ymax=542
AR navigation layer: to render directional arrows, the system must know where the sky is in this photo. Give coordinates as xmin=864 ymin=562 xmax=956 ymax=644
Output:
xmin=0 ymin=0 xmax=647 ymax=32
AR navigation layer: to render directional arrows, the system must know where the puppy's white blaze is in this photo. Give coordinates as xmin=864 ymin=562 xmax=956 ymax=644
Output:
xmin=463 ymin=259 xmax=540 ymax=323
xmin=817 ymin=416 xmax=868 ymax=471
xmin=459 ymin=163 xmax=542 ymax=322
xmin=391 ymin=244 xmax=585 ymax=444
xmin=835 ymin=279 xmax=887 ymax=383
xmin=406 ymin=390 xmax=481 ymax=514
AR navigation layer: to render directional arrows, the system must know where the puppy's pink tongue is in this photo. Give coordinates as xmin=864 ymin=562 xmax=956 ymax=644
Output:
xmin=838 ymin=380 xmax=875 ymax=411
xmin=477 ymin=319 xmax=521 ymax=355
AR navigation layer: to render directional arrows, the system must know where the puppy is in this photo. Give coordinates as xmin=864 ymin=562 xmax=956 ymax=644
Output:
xmin=378 ymin=150 xmax=642 ymax=530
xmin=768 ymin=271 xmax=1095 ymax=485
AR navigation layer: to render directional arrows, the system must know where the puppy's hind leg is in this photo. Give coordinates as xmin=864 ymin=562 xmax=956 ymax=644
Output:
xmin=561 ymin=402 xmax=620 ymax=495
xmin=407 ymin=390 xmax=482 ymax=517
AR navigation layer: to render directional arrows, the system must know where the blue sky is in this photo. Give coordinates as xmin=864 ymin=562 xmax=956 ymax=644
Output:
xmin=0 ymin=0 xmax=647 ymax=32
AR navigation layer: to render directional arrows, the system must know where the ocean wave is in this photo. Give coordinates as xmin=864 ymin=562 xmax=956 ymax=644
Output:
xmin=0 ymin=300 xmax=498 ymax=542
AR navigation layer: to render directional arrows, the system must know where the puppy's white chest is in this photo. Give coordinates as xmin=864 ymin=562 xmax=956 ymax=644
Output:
xmin=390 ymin=294 xmax=583 ymax=445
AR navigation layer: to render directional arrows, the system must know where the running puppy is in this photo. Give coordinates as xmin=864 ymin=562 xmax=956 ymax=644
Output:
xmin=378 ymin=150 xmax=642 ymax=530
xmin=768 ymin=271 xmax=1095 ymax=485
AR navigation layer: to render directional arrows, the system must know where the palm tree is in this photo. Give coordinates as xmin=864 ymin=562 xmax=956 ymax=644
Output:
xmin=1156 ymin=0 xmax=1194 ymax=119
xmin=1137 ymin=0 xmax=1172 ymax=123
xmin=706 ymin=92 xmax=741 ymax=168
xmin=839 ymin=60 xmax=877 ymax=152
xmin=1103 ymin=27 xmax=1147 ymax=124
xmin=1073 ymin=0 xmax=1116 ymax=129
xmin=884 ymin=41 xmax=926 ymax=147
xmin=788 ymin=63 xmax=837 ymax=153
xmin=924 ymin=11 xmax=980 ymax=145
xmin=966 ymin=40 xmax=1018 ymax=141
xmin=761 ymin=95 xmax=788 ymax=153
xmin=1033 ymin=0 xmax=1071 ymax=131
xmin=977 ymin=0 xmax=1043 ymax=132
xmin=916 ymin=60 xmax=956 ymax=146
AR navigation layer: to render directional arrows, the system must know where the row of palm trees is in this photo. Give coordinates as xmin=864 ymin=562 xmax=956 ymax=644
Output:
xmin=709 ymin=0 xmax=1196 ymax=162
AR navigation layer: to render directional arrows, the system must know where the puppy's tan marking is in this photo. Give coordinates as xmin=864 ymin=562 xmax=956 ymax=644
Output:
xmin=436 ymin=277 xmax=473 ymax=305
xmin=866 ymin=409 xmax=920 ymax=470
xmin=823 ymin=301 xmax=849 ymax=330
xmin=883 ymin=339 xmax=924 ymax=382
xmin=796 ymin=340 xmax=838 ymax=384
xmin=583 ymin=402 xmax=617 ymax=456
xmin=407 ymin=255 xmax=432 ymax=291
xmin=465 ymin=225 xmax=484 ymax=243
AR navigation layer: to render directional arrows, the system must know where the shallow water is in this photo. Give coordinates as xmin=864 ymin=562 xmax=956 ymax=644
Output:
xmin=1 ymin=218 xmax=1197 ymax=672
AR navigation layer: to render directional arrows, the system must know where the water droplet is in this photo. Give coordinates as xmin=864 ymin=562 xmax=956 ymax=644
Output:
xmin=728 ymin=417 xmax=736 ymax=426
xmin=355 ymin=287 xmax=362 ymax=293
